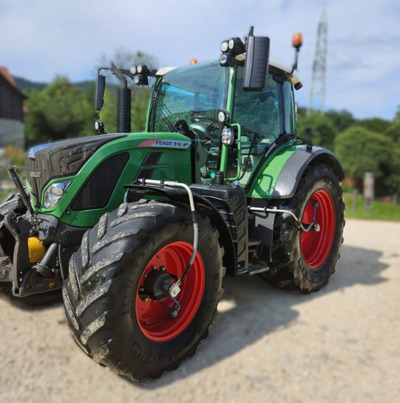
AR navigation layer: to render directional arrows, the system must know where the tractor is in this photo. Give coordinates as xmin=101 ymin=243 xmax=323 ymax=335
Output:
xmin=0 ymin=28 xmax=344 ymax=381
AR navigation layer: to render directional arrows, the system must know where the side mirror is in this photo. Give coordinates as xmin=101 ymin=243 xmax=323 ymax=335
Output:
xmin=94 ymin=73 xmax=106 ymax=113
xmin=243 ymin=27 xmax=270 ymax=91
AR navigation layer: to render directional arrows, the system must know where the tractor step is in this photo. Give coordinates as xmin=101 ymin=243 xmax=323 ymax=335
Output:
xmin=247 ymin=264 xmax=270 ymax=275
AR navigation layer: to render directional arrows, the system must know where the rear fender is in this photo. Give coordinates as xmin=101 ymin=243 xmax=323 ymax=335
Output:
xmin=248 ymin=145 xmax=344 ymax=199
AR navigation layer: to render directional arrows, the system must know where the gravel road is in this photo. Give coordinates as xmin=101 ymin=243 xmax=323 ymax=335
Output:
xmin=0 ymin=218 xmax=399 ymax=403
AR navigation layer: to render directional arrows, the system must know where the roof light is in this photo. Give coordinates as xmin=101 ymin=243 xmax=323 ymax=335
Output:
xmin=137 ymin=65 xmax=150 ymax=75
xmin=221 ymin=41 xmax=229 ymax=52
xmin=292 ymin=32 xmax=303 ymax=50
xmin=219 ymin=52 xmax=235 ymax=67
xmin=133 ymin=74 xmax=148 ymax=86
xmin=228 ymin=37 xmax=245 ymax=54
xmin=217 ymin=109 xmax=230 ymax=123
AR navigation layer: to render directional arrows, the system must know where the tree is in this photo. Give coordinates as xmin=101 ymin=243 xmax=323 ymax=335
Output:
xmin=296 ymin=113 xmax=337 ymax=150
xmin=393 ymin=105 xmax=400 ymax=123
xmin=359 ymin=117 xmax=391 ymax=133
xmin=24 ymin=77 xmax=93 ymax=146
xmin=325 ymin=109 xmax=355 ymax=132
xmin=384 ymin=122 xmax=400 ymax=144
xmin=334 ymin=126 xmax=397 ymax=194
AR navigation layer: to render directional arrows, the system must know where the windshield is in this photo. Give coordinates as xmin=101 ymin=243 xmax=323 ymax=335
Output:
xmin=149 ymin=60 xmax=228 ymax=140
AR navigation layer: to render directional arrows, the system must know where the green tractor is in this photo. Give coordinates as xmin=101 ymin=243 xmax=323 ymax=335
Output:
xmin=0 ymin=28 xmax=344 ymax=381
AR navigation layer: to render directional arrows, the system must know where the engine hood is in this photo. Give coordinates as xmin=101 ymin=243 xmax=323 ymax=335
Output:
xmin=26 ymin=134 xmax=127 ymax=205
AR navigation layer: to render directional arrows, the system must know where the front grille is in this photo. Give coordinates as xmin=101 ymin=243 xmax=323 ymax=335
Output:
xmin=142 ymin=152 xmax=163 ymax=166
xmin=26 ymin=134 xmax=126 ymax=205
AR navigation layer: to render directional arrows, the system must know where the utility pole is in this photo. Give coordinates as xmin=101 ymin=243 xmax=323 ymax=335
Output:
xmin=307 ymin=7 xmax=328 ymax=115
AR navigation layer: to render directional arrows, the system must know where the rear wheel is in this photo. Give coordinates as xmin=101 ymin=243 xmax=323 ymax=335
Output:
xmin=261 ymin=162 xmax=345 ymax=292
xmin=63 ymin=201 xmax=223 ymax=381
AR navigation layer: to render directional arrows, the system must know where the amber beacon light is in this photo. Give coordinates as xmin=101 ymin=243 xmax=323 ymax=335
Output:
xmin=292 ymin=32 xmax=303 ymax=50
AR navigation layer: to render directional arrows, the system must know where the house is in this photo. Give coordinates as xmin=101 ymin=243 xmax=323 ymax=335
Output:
xmin=0 ymin=67 xmax=26 ymax=149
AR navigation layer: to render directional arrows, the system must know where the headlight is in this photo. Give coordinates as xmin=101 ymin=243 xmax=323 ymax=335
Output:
xmin=221 ymin=127 xmax=235 ymax=146
xmin=43 ymin=181 xmax=71 ymax=209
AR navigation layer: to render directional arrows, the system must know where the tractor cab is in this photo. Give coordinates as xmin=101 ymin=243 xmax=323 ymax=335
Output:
xmin=147 ymin=34 xmax=301 ymax=189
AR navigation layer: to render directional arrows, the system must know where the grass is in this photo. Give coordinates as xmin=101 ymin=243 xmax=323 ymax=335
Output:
xmin=343 ymin=193 xmax=400 ymax=222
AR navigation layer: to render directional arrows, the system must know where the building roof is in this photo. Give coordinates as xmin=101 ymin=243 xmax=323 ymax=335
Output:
xmin=0 ymin=66 xmax=17 ymax=87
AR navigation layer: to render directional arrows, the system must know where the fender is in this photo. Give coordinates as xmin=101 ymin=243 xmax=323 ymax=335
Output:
xmin=125 ymin=183 xmax=237 ymax=275
xmin=248 ymin=144 xmax=344 ymax=199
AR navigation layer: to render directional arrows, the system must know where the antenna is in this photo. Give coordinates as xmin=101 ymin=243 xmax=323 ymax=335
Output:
xmin=307 ymin=7 xmax=327 ymax=115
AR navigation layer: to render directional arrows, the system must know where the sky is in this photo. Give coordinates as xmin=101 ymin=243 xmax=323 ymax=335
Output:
xmin=1 ymin=0 xmax=399 ymax=121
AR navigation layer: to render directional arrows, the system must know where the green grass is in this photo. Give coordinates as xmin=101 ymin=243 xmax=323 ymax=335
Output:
xmin=343 ymin=193 xmax=400 ymax=221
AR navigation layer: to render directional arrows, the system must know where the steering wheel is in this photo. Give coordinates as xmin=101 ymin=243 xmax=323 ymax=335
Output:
xmin=190 ymin=115 xmax=218 ymax=125
xmin=188 ymin=123 xmax=210 ymax=140
xmin=189 ymin=115 xmax=219 ymax=143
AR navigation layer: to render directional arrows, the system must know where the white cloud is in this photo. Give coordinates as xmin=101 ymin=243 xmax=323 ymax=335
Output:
xmin=0 ymin=0 xmax=398 ymax=119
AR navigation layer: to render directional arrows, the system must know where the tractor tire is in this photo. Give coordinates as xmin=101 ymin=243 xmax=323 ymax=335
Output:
xmin=261 ymin=162 xmax=345 ymax=293
xmin=63 ymin=201 xmax=223 ymax=381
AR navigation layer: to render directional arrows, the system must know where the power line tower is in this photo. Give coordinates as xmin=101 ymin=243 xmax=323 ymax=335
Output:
xmin=307 ymin=8 xmax=328 ymax=115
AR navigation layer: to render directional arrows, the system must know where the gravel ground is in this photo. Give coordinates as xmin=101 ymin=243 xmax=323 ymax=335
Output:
xmin=0 ymin=218 xmax=399 ymax=403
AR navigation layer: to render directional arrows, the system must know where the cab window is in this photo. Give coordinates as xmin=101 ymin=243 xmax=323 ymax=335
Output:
xmin=226 ymin=65 xmax=284 ymax=184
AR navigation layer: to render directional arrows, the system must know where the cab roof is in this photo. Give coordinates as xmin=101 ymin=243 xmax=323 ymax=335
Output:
xmin=156 ymin=57 xmax=301 ymax=87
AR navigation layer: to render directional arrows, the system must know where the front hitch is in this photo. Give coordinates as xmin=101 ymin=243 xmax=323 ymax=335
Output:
xmin=3 ymin=213 xmax=62 ymax=296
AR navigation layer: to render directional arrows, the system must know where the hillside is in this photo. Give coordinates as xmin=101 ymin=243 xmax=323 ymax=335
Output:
xmin=14 ymin=76 xmax=94 ymax=92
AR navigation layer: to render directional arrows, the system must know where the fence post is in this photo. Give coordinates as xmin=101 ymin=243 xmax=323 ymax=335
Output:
xmin=352 ymin=189 xmax=358 ymax=211
xmin=364 ymin=171 xmax=374 ymax=211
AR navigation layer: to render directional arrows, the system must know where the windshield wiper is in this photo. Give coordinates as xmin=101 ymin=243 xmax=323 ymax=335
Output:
xmin=159 ymin=107 xmax=178 ymax=132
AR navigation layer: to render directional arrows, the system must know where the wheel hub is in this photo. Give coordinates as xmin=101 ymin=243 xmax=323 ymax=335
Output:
xmin=141 ymin=269 xmax=174 ymax=301
xmin=135 ymin=241 xmax=205 ymax=342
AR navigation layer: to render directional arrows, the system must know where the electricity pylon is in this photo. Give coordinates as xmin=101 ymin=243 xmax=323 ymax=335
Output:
xmin=307 ymin=8 xmax=328 ymax=115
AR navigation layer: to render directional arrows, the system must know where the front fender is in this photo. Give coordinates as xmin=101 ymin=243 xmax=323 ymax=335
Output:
xmin=248 ymin=145 xmax=344 ymax=199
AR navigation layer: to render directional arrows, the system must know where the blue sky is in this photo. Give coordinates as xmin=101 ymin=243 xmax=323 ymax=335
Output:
xmin=1 ymin=0 xmax=399 ymax=120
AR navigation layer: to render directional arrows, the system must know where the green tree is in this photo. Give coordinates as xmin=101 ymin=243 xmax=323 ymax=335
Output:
xmin=325 ymin=109 xmax=355 ymax=132
xmin=131 ymin=87 xmax=152 ymax=132
xmin=296 ymin=113 xmax=337 ymax=150
xmin=393 ymin=105 xmax=400 ymax=123
xmin=384 ymin=121 xmax=400 ymax=143
xmin=25 ymin=77 xmax=93 ymax=146
xmin=335 ymin=126 xmax=397 ymax=194
xmin=359 ymin=117 xmax=391 ymax=133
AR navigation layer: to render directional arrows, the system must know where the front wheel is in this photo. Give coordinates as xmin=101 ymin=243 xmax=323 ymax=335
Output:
xmin=261 ymin=162 xmax=345 ymax=292
xmin=63 ymin=201 xmax=223 ymax=381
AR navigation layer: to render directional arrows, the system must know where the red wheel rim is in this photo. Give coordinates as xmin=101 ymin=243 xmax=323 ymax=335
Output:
xmin=135 ymin=242 xmax=205 ymax=342
xmin=300 ymin=189 xmax=335 ymax=269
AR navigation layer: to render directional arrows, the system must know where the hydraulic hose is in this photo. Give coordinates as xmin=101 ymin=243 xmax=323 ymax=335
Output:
xmin=249 ymin=203 xmax=320 ymax=233
xmin=139 ymin=179 xmax=198 ymax=296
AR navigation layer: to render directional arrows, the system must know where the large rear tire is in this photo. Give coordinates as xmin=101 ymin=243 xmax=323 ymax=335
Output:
xmin=261 ymin=162 xmax=345 ymax=292
xmin=63 ymin=201 xmax=223 ymax=381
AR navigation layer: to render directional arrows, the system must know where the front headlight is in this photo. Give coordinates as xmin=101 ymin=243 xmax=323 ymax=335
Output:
xmin=43 ymin=181 xmax=71 ymax=209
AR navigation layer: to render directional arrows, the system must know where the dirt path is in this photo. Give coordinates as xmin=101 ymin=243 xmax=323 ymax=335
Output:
xmin=0 ymin=219 xmax=399 ymax=402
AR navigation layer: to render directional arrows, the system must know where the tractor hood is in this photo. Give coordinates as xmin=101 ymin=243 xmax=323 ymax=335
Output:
xmin=25 ymin=131 xmax=192 ymax=228
xmin=26 ymin=134 xmax=127 ymax=205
